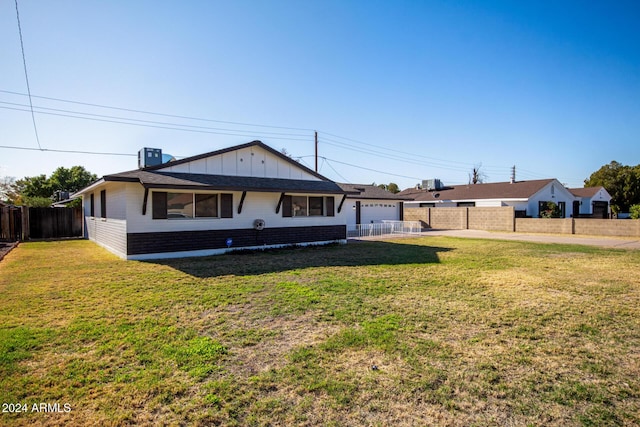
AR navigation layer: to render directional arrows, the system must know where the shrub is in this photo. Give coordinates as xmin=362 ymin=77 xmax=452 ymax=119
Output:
xmin=630 ymin=204 xmax=640 ymax=219
xmin=539 ymin=201 xmax=561 ymax=218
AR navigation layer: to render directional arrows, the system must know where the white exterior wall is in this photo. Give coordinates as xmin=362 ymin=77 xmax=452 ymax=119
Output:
xmin=125 ymin=186 xmax=348 ymax=234
xmin=579 ymin=188 xmax=612 ymax=214
xmin=85 ymin=217 xmax=127 ymax=258
xmin=528 ymin=181 xmax=577 ymax=217
xmin=82 ymin=182 xmax=129 ymax=258
xmin=162 ymin=146 xmax=319 ymax=180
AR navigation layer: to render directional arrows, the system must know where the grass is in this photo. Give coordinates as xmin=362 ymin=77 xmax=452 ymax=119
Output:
xmin=0 ymin=237 xmax=639 ymax=426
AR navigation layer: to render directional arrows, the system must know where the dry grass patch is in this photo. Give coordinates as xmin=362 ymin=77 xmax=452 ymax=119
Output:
xmin=1 ymin=237 xmax=639 ymax=426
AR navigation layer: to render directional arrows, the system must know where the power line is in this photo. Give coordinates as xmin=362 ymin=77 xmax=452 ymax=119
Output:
xmin=13 ymin=0 xmax=41 ymax=150
xmin=0 ymin=105 xmax=312 ymax=142
xmin=0 ymin=144 xmax=136 ymax=157
xmin=1 ymin=89 xmax=315 ymax=132
xmin=321 ymin=157 xmax=422 ymax=181
xmin=0 ymin=101 xmax=312 ymax=139
xmin=323 ymin=158 xmax=350 ymax=183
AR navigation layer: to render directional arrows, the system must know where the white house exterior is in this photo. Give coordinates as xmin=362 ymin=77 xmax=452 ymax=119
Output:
xmin=399 ymin=179 xmax=580 ymax=218
xmin=336 ymin=183 xmax=413 ymax=230
xmin=73 ymin=141 xmax=348 ymax=260
xmin=569 ymin=186 xmax=611 ymax=218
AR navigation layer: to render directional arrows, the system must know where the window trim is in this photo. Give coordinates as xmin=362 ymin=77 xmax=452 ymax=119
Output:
xmin=152 ymin=191 xmax=232 ymax=220
xmin=100 ymin=190 xmax=107 ymax=218
xmin=282 ymin=195 xmax=335 ymax=218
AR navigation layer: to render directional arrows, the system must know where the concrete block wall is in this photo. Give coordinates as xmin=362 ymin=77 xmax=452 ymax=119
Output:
xmin=431 ymin=208 xmax=467 ymax=229
xmin=574 ymin=219 xmax=640 ymax=237
xmin=405 ymin=207 xmax=514 ymax=231
xmin=468 ymin=207 xmax=515 ymax=231
xmin=515 ymin=218 xmax=574 ymax=234
xmin=405 ymin=207 xmax=639 ymax=238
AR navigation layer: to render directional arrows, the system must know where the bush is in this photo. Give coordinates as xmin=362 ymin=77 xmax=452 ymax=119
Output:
xmin=22 ymin=196 xmax=53 ymax=207
xmin=630 ymin=204 xmax=640 ymax=219
xmin=539 ymin=201 xmax=561 ymax=218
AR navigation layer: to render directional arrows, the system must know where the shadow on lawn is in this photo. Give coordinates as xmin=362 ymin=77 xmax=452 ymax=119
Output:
xmin=149 ymin=240 xmax=452 ymax=278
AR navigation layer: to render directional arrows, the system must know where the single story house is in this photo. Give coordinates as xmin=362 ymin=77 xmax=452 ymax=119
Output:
xmin=568 ymin=186 xmax=611 ymax=218
xmin=336 ymin=183 xmax=413 ymax=229
xmin=73 ymin=141 xmax=349 ymax=260
xmin=399 ymin=178 xmax=580 ymax=218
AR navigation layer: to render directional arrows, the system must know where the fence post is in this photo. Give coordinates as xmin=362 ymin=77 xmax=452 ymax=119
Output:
xmin=21 ymin=206 xmax=29 ymax=240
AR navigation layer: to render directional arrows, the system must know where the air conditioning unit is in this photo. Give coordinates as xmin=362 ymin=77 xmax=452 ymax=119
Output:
xmin=138 ymin=148 xmax=163 ymax=168
xmin=253 ymin=219 xmax=265 ymax=231
xmin=422 ymin=179 xmax=443 ymax=191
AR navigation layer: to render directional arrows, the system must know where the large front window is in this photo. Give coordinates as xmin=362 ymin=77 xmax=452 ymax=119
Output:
xmin=153 ymin=191 xmax=231 ymax=219
xmin=283 ymin=195 xmax=334 ymax=217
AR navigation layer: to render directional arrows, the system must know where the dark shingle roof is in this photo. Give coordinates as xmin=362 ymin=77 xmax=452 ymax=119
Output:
xmin=105 ymin=170 xmax=345 ymax=194
xmin=398 ymin=179 xmax=556 ymax=202
xmin=337 ymin=183 xmax=413 ymax=200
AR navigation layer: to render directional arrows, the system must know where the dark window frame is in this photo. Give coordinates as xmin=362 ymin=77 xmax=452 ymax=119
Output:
xmin=100 ymin=190 xmax=107 ymax=218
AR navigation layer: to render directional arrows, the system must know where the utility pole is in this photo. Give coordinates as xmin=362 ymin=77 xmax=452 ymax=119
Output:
xmin=315 ymin=130 xmax=318 ymax=172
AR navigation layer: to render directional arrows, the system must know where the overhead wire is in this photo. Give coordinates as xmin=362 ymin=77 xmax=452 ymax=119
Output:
xmin=0 ymin=105 xmax=312 ymax=141
xmin=1 ymin=90 xmax=555 ymax=182
xmin=1 ymin=89 xmax=314 ymax=132
xmin=0 ymin=144 xmax=136 ymax=157
xmin=13 ymin=0 xmax=41 ymax=150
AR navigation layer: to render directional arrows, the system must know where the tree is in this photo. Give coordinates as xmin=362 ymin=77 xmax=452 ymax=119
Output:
xmin=468 ymin=164 xmax=487 ymax=184
xmin=49 ymin=166 xmax=97 ymax=194
xmin=12 ymin=166 xmax=97 ymax=206
xmin=16 ymin=174 xmax=52 ymax=199
xmin=585 ymin=161 xmax=640 ymax=213
xmin=377 ymin=183 xmax=400 ymax=193
xmin=0 ymin=176 xmax=20 ymax=204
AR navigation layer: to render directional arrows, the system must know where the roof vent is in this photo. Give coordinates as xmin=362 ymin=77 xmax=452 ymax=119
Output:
xmin=423 ymin=179 xmax=443 ymax=191
xmin=138 ymin=148 xmax=163 ymax=168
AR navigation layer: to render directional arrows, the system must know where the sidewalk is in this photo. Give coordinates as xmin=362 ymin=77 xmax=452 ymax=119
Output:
xmin=422 ymin=229 xmax=640 ymax=249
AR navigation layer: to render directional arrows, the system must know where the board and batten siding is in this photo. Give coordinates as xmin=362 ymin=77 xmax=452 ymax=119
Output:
xmin=160 ymin=145 xmax=319 ymax=181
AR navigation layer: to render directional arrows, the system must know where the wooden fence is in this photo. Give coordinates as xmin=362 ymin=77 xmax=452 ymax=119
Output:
xmin=28 ymin=207 xmax=83 ymax=239
xmin=0 ymin=206 xmax=23 ymax=242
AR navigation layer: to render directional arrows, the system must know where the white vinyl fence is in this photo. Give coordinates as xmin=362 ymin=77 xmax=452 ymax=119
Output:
xmin=347 ymin=220 xmax=422 ymax=238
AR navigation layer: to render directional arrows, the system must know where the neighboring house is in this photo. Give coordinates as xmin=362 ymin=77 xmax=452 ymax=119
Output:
xmin=399 ymin=178 xmax=579 ymax=218
xmin=336 ymin=183 xmax=413 ymax=229
xmin=569 ymin=186 xmax=611 ymax=218
xmin=73 ymin=141 xmax=348 ymax=260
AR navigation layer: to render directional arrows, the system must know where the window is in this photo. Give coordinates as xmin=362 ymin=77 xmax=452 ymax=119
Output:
xmin=90 ymin=193 xmax=95 ymax=217
xmin=153 ymin=192 xmax=232 ymax=219
xmin=309 ymin=197 xmax=324 ymax=216
xmin=283 ymin=195 xmax=334 ymax=217
xmin=168 ymin=193 xmax=194 ymax=218
xmin=292 ymin=196 xmax=307 ymax=217
xmin=195 ymin=194 xmax=218 ymax=218
xmin=100 ymin=190 xmax=107 ymax=218
xmin=457 ymin=202 xmax=476 ymax=207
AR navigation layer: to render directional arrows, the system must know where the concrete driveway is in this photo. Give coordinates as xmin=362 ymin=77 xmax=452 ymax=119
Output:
xmin=422 ymin=229 xmax=640 ymax=250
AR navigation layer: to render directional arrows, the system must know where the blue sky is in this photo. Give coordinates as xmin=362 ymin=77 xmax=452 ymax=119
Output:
xmin=1 ymin=0 xmax=639 ymax=190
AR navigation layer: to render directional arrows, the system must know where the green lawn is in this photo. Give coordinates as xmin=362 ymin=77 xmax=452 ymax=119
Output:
xmin=1 ymin=238 xmax=639 ymax=426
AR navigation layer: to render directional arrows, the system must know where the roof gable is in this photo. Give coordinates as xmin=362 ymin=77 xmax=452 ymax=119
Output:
xmin=569 ymin=186 xmax=608 ymax=198
xmin=144 ymin=140 xmax=328 ymax=182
